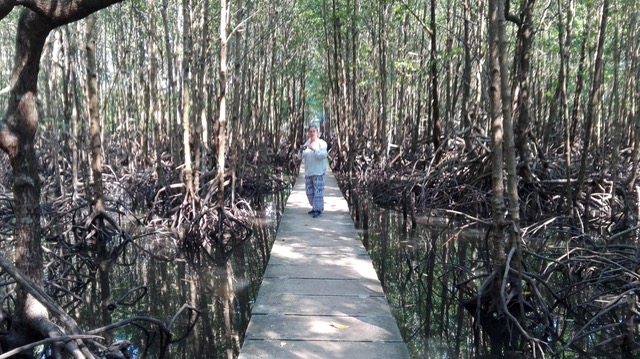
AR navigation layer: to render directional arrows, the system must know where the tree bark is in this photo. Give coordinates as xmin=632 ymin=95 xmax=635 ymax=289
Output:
xmin=0 ymin=0 xmax=123 ymax=355
xmin=512 ymin=0 xmax=536 ymax=183
xmin=181 ymin=0 xmax=194 ymax=200
xmin=429 ymin=0 xmax=441 ymax=159
xmin=488 ymin=0 xmax=507 ymax=355
xmin=217 ymin=0 xmax=229 ymax=210
xmin=85 ymin=14 xmax=113 ymax=343
xmin=576 ymin=0 xmax=609 ymax=199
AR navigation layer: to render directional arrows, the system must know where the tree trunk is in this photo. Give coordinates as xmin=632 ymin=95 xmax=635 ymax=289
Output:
xmin=557 ymin=0 xmax=576 ymax=215
xmin=160 ymin=0 xmax=179 ymax=167
xmin=85 ymin=14 xmax=113 ymax=342
xmin=181 ymin=0 xmax=195 ymax=200
xmin=512 ymin=0 xmax=536 ymax=183
xmin=569 ymin=23 xmax=589 ymax=147
xmin=378 ymin=3 xmax=389 ymax=163
xmin=488 ymin=0 xmax=507 ymax=355
xmin=576 ymin=0 xmax=609 ymax=199
xmin=86 ymin=15 xmax=104 ymax=214
xmin=217 ymin=0 xmax=230 ymax=210
xmin=628 ymin=29 xmax=640 ymax=194
xmin=429 ymin=0 xmax=441 ymax=159
xmin=0 ymin=10 xmax=53 ymax=351
xmin=0 ymin=0 xmax=123 ymax=354
xmin=460 ymin=0 xmax=473 ymax=153
xmin=501 ymin=0 xmax=525 ymax=350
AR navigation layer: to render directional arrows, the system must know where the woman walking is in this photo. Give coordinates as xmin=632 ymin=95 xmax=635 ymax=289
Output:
xmin=296 ymin=125 xmax=328 ymax=218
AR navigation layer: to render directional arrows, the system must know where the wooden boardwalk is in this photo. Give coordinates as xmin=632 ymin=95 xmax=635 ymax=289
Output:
xmin=238 ymin=169 xmax=409 ymax=359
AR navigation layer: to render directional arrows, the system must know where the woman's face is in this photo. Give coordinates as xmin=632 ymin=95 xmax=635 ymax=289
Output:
xmin=308 ymin=127 xmax=318 ymax=140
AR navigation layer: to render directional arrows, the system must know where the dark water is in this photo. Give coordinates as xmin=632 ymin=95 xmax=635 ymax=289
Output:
xmin=57 ymin=180 xmax=633 ymax=358
xmin=349 ymin=197 xmax=481 ymax=359
xmin=344 ymin=190 xmax=482 ymax=358
xmin=82 ymin=190 xmax=288 ymax=359
xmin=92 ymin=186 xmax=481 ymax=358
xmin=345 ymin=189 xmax=640 ymax=359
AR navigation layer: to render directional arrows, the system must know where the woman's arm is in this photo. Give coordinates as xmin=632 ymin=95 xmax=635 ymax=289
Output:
xmin=313 ymin=140 xmax=328 ymax=159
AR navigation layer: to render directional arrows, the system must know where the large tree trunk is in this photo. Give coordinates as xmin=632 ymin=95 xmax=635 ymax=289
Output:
xmin=0 ymin=11 xmax=56 ymax=352
xmin=0 ymin=1 xmax=123 ymax=356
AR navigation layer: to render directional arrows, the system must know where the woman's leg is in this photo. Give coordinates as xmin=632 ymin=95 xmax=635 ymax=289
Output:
xmin=311 ymin=174 xmax=325 ymax=212
xmin=305 ymin=176 xmax=315 ymax=208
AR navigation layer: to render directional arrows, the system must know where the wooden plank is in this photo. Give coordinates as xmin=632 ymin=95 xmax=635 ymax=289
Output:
xmin=238 ymin=169 xmax=409 ymax=359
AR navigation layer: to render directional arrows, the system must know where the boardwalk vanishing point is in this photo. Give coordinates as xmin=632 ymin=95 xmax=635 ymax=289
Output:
xmin=238 ymin=168 xmax=410 ymax=359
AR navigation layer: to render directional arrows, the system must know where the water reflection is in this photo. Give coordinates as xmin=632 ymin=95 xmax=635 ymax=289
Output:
xmin=348 ymin=187 xmax=640 ymax=359
xmin=85 ymin=189 xmax=288 ymax=358
xmin=6 ymin=177 xmax=633 ymax=357
xmin=352 ymin=202 xmax=482 ymax=359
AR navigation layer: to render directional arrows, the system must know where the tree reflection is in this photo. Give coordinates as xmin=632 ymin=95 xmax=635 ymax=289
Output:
xmin=349 ymin=188 xmax=640 ymax=358
xmin=92 ymin=190 xmax=287 ymax=358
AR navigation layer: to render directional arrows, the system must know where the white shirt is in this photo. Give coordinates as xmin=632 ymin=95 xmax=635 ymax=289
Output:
xmin=297 ymin=139 xmax=328 ymax=176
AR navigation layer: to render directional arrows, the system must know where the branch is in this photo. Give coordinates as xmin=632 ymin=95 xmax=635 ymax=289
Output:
xmin=0 ymin=253 xmax=97 ymax=358
xmin=504 ymin=0 xmax=521 ymax=25
xmin=86 ymin=315 xmax=172 ymax=336
xmin=0 ymin=334 xmax=102 ymax=359
xmin=0 ymin=0 xmax=16 ymax=21
xmin=396 ymin=0 xmax=433 ymax=36
xmin=15 ymin=0 xmax=125 ymax=27
xmin=0 ymin=253 xmax=81 ymax=332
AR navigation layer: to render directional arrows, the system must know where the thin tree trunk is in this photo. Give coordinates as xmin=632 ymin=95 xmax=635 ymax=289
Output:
xmin=161 ymin=0 xmax=178 ymax=166
xmin=512 ymin=0 xmax=536 ymax=183
xmin=68 ymin=32 xmax=81 ymax=192
xmin=87 ymin=15 xmax=104 ymax=214
xmin=627 ymin=23 xmax=640 ymax=194
xmin=85 ymin=15 xmax=112 ymax=340
xmin=569 ymin=24 xmax=590 ymax=146
xmin=412 ymin=13 xmax=426 ymax=155
xmin=557 ymin=0 xmax=576 ymax=215
xmin=217 ymin=0 xmax=230 ymax=210
xmin=501 ymin=0 xmax=525 ymax=350
xmin=576 ymin=0 xmax=609 ymax=199
xmin=378 ymin=3 xmax=389 ymax=162
xmin=460 ymin=0 xmax=473 ymax=153
xmin=488 ymin=0 xmax=507 ymax=354
xmin=429 ymin=0 xmax=441 ymax=159
xmin=181 ymin=0 xmax=194 ymax=199
xmin=146 ymin=2 xmax=162 ymax=182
